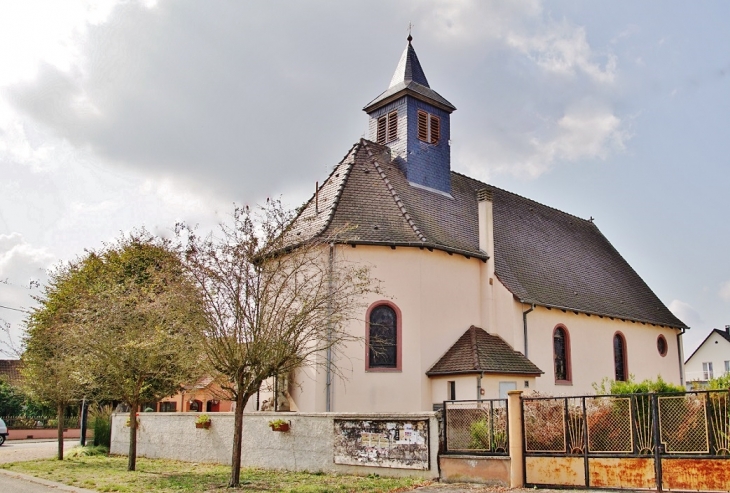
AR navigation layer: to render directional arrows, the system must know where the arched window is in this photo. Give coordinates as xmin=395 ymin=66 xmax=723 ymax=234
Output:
xmin=366 ymin=302 xmax=402 ymax=371
xmin=614 ymin=333 xmax=628 ymax=382
xmin=553 ymin=326 xmax=571 ymax=383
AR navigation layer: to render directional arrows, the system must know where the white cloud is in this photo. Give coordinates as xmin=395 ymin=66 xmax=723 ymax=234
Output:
xmin=459 ymin=105 xmax=628 ymax=179
xmin=719 ymin=281 xmax=730 ymax=302
xmin=506 ymin=23 xmax=617 ymax=84
xmin=668 ymin=299 xmax=703 ymax=328
xmin=420 ymin=0 xmax=616 ymax=84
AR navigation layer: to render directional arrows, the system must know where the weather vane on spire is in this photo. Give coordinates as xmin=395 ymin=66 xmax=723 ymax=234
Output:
xmin=407 ymin=22 xmax=413 ymax=43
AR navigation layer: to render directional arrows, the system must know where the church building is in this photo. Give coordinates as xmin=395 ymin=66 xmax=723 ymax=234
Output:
xmin=285 ymin=36 xmax=687 ymax=413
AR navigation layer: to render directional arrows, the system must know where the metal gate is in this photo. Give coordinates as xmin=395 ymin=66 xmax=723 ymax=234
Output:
xmin=443 ymin=399 xmax=509 ymax=456
xmin=522 ymin=390 xmax=730 ymax=491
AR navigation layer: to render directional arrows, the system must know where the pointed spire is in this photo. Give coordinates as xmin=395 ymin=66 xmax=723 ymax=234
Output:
xmin=389 ymin=35 xmax=430 ymax=89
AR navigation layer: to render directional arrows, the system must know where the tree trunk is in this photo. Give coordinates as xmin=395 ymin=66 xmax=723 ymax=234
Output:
xmin=127 ymin=403 xmax=138 ymax=471
xmin=228 ymin=392 xmax=249 ymax=487
xmin=57 ymin=402 xmax=65 ymax=460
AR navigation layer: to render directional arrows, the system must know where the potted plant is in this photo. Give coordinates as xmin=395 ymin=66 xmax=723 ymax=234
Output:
xmin=268 ymin=418 xmax=290 ymax=432
xmin=195 ymin=414 xmax=211 ymax=429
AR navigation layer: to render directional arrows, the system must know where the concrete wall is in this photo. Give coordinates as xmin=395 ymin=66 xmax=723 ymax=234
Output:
xmin=110 ymin=411 xmax=439 ymax=479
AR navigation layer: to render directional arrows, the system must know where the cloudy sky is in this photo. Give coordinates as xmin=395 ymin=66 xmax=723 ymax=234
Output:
xmin=1 ymin=0 xmax=728 ymax=357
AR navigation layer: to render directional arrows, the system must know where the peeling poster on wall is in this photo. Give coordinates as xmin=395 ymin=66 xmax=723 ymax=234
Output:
xmin=333 ymin=419 xmax=429 ymax=470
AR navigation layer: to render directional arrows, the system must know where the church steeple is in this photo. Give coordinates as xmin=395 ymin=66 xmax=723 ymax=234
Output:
xmin=364 ymin=36 xmax=456 ymax=195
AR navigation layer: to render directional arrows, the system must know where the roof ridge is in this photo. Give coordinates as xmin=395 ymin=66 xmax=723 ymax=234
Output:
xmin=452 ymin=170 xmax=597 ymax=226
xmin=469 ymin=325 xmax=479 ymax=370
xmin=360 ymin=139 xmax=428 ymax=243
xmin=283 ymin=142 xmax=360 ymax=246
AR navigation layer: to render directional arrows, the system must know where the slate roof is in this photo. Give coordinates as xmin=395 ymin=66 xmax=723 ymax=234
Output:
xmin=0 ymin=359 xmax=22 ymax=385
xmin=286 ymin=138 xmax=686 ymax=329
xmin=426 ymin=326 xmax=542 ymax=376
xmin=364 ymin=38 xmax=456 ymax=114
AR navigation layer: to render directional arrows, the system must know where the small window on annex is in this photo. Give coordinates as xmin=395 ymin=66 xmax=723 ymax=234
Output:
xmin=367 ymin=303 xmax=400 ymax=370
xmin=553 ymin=326 xmax=571 ymax=383
xmin=614 ymin=333 xmax=628 ymax=382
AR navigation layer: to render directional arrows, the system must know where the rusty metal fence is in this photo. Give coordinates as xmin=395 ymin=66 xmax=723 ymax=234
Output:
xmin=522 ymin=390 xmax=730 ymax=491
xmin=443 ymin=399 xmax=509 ymax=455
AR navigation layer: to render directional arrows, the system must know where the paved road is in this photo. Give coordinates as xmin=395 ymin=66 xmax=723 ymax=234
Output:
xmin=0 ymin=439 xmax=78 ymax=464
xmin=0 ymin=440 xmax=96 ymax=492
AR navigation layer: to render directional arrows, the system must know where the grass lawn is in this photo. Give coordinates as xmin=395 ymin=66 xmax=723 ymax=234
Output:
xmin=0 ymin=455 xmax=432 ymax=492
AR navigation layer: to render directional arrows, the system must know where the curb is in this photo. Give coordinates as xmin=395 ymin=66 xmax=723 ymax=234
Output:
xmin=0 ymin=468 xmax=97 ymax=492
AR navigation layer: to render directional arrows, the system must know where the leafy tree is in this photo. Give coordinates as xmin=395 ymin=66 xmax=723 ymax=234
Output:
xmin=73 ymin=233 xmax=206 ymax=471
xmin=0 ymin=379 xmax=25 ymax=416
xmin=179 ymin=202 xmax=378 ymax=487
xmin=22 ymin=257 xmax=100 ymax=460
xmin=23 ymin=232 xmax=205 ymax=469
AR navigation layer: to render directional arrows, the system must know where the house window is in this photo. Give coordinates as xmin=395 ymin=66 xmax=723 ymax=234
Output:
xmin=614 ymin=333 xmax=628 ymax=382
xmin=159 ymin=402 xmax=177 ymax=412
xmin=448 ymin=381 xmax=456 ymax=401
xmin=376 ymin=111 xmax=398 ymax=144
xmin=703 ymin=362 xmax=714 ymax=380
xmin=725 ymin=361 xmax=730 ymax=375
xmin=366 ymin=301 xmax=402 ymax=371
xmin=417 ymin=110 xmax=440 ymax=144
xmin=553 ymin=325 xmax=571 ymax=383
xmin=657 ymin=335 xmax=667 ymax=357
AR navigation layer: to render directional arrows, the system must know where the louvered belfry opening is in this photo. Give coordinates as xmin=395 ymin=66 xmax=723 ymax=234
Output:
xmin=417 ymin=110 xmax=440 ymax=145
xmin=387 ymin=111 xmax=398 ymax=141
xmin=377 ymin=115 xmax=387 ymax=144
xmin=377 ymin=111 xmax=398 ymax=144
xmin=429 ymin=114 xmax=440 ymax=144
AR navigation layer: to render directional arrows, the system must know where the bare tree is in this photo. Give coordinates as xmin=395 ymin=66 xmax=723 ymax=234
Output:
xmin=178 ymin=201 xmax=378 ymax=487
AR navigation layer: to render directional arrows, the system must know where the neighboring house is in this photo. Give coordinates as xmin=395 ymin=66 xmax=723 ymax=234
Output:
xmin=684 ymin=326 xmax=730 ymax=387
xmin=156 ymin=376 xmax=234 ymax=413
xmin=283 ymin=36 xmax=687 ymax=413
xmin=0 ymin=360 xmax=22 ymax=386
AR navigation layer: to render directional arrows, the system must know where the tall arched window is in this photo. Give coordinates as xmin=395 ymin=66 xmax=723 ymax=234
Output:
xmin=614 ymin=332 xmax=628 ymax=382
xmin=553 ymin=326 xmax=571 ymax=383
xmin=366 ymin=302 xmax=401 ymax=371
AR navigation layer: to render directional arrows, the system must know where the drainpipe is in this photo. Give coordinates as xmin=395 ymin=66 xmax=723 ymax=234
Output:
xmin=476 ymin=371 xmax=484 ymax=400
xmin=325 ymin=243 xmax=335 ymax=412
xmin=522 ymin=304 xmax=535 ymax=358
xmin=677 ymin=327 xmax=686 ymax=387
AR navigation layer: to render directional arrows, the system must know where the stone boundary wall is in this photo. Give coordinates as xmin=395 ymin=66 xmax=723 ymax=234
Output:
xmin=7 ymin=428 xmax=89 ymax=440
xmin=110 ymin=412 xmax=439 ymax=479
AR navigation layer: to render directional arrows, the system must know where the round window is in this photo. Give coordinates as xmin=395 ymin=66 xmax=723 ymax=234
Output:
xmin=657 ymin=335 xmax=668 ymax=357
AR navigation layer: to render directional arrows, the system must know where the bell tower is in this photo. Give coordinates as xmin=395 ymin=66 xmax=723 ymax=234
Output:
xmin=363 ymin=35 xmax=456 ymax=195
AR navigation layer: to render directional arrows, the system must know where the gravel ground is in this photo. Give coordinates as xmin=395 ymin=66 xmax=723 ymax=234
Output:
xmin=0 ymin=439 xmax=78 ymax=464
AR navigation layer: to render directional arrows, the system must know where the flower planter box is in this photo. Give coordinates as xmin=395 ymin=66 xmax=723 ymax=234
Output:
xmin=270 ymin=423 xmax=290 ymax=432
xmin=195 ymin=422 xmax=211 ymax=429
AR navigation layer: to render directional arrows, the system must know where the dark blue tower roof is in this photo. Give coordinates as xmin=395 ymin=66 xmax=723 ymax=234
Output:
xmin=363 ymin=37 xmax=456 ymax=114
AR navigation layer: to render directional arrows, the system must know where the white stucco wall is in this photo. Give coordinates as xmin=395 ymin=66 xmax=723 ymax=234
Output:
xmin=685 ymin=330 xmax=730 ymax=383
xmin=523 ymin=305 xmax=683 ymax=395
xmin=289 ymin=241 xmax=683 ymax=411
xmin=110 ymin=412 xmax=439 ymax=479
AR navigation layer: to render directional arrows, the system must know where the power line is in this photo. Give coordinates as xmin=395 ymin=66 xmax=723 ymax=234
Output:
xmin=0 ymin=304 xmax=29 ymax=313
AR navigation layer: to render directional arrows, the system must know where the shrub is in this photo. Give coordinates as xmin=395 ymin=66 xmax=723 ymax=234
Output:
xmin=66 ymin=445 xmax=109 ymax=457
xmin=89 ymin=404 xmax=113 ymax=448
xmin=592 ymin=375 xmax=684 ymax=395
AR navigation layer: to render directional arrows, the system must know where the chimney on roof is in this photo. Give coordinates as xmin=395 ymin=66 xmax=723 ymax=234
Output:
xmin=725 ymin=325 xmax=729 ymax=334
xmin=477 ymin=188 xmax=494 ymax=260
